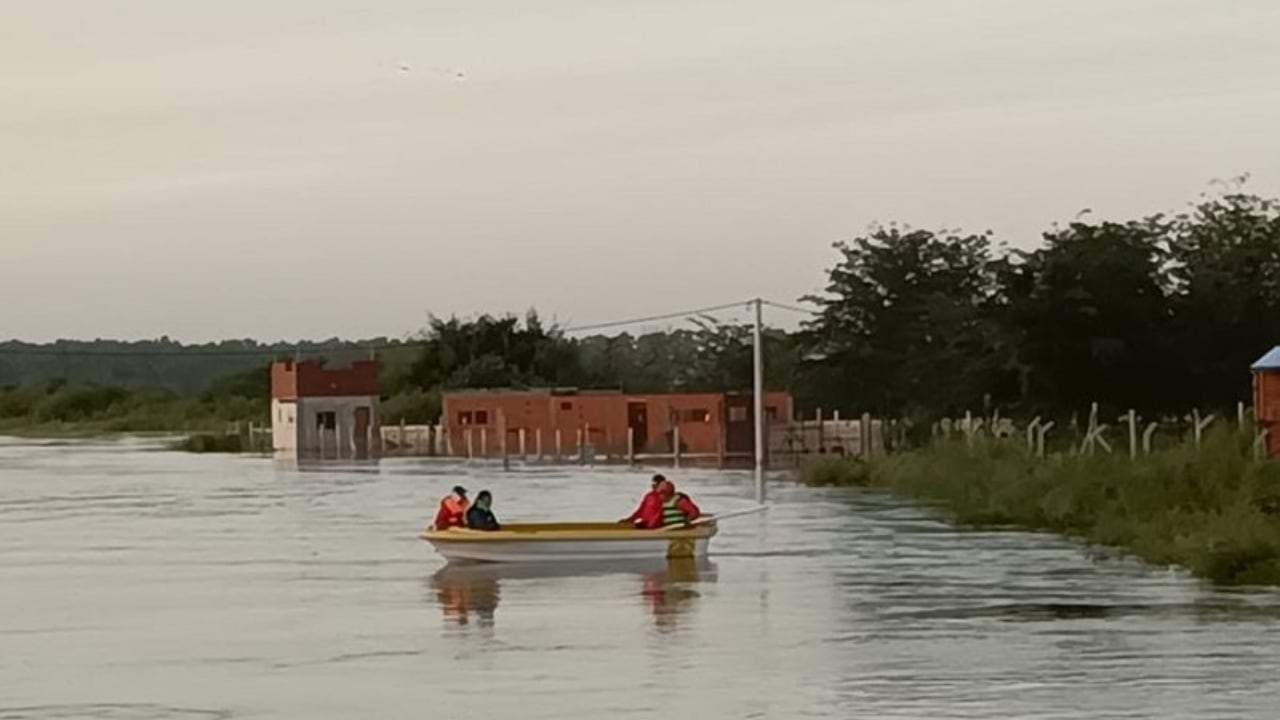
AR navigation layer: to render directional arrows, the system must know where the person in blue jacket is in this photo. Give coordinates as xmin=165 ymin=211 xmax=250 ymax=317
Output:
xmin=465 ymin=490 xmax=501 ymax=531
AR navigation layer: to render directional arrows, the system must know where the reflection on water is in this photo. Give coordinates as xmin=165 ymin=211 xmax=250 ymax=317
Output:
xmin=430 ymin=559 xmax=717 ymax=633
xmin=7 ymin=437 xmax=1280 ymax=719
xmin=431 ymin=565 xmax=501 ymax=628
xmin=638 ymin=558 xmax=715 ymax=632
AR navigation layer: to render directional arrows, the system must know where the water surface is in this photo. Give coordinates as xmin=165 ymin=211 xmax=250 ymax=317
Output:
xmin=4 ymin=437 xmax=1280 ymax=719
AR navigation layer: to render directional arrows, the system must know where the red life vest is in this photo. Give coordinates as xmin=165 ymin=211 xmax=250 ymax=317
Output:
xmin=434 ymin=495 xmax=469 ymax=529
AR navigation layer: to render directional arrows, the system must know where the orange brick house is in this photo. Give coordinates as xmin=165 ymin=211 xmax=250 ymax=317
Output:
xmin=441 ymin=388 xmax=792 ymax=462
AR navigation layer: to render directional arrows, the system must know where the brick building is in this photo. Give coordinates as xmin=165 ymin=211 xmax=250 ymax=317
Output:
xmin=441 ymin=388 xmax=793 ymax=462
xmin=271 ymin=359 xmax=381 ymax=460
xmin=1253 ymin=347 xmax=1280 ymax=457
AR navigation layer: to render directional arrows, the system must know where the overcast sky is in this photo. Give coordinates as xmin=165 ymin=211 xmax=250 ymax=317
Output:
xmin=3 ymin=0 xmax=1279 ymax=342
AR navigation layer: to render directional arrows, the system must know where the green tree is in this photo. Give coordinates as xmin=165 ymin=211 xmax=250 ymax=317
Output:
xmin=799 ymin=227 xmax=1006 ymax=418
xmin=407 ymin=311 xmax=583 ymax=390
xmin=1001 ymin=217 xmax=1176 ymax=415
xmin=1167 ymin=183 xmax=1280 ymax=410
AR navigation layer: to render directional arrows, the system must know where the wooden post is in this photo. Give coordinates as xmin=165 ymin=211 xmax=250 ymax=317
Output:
xmin=1239 ymin=401 xmax=1246 ymax=427
xmin=793 ymin=418 xmax=803 ymax=468
xmin=1127 ymin=410 xmax=1137 ymax=459
xmin=673 ymin=424 xmax=681 ymax=469
xmin=1036 ymin=421 xmax=1054 ymax=458
xmin=480 ymin=428 xmax=488 ymax=457
xmin=536 ymin=428 xmax=543 ymax=461
xmin=628 ymin=427 xmax=636 ymax=466
xmin=466 ymin=428 xmax=474 ymax=460
xmin=585 ymin=422 xmax=592 ymax=464
xmin=576 ymin=427 xmax=584 ymax=465
xmin=1143 ymin=422 xmax=1158 ymax=454
xmin=555 ymin=428 xmax=563 ymax=462
xmin=816 ymin=407 xmax=825 ymax=454
xmin=717 ymin=413 xmax=726 ymax=469
xmin=1194 ymin=411 xmax=1214 ymax=448
xmin=499 ymin=409 xmax=509 ymax=471
xmin=1027 ymin=417 xmax=1041 ymax=452
xmin=964 ymin=410 xmax=974 ymax=448
xmin=861 ymin=412 xmax=872 ymax=457
xmin=519 ymin=428 xmax=527 ymax=459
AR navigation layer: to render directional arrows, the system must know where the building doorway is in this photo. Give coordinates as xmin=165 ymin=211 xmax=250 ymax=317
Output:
xmin=627 ymin=401 xmax=649 ymax=453
xmin=724 ymin=394 xmax=754 ymax=454
xmin=353 ymin=406 xmax=371 ymax=458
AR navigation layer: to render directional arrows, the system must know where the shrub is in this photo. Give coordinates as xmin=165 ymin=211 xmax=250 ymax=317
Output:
xmin=173 ymin=433 xmax=243 ymax=453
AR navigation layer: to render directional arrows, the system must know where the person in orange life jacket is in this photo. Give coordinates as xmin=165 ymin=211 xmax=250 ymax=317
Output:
xmin=465 ymin=490 xmax=501 ymax=531
xmin=620 ymin=474 xmax=666 ymax=528
xmin=433 ymin=485 xmax=469 ymax=529
xmin=641 ymin=479 xmax=702 ymax=529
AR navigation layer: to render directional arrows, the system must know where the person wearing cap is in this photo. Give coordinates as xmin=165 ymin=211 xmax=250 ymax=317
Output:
xmin=620 ymin=474 xmax=666 ymax=528
xmin=433 ymin=485 xmax=470 ymax=530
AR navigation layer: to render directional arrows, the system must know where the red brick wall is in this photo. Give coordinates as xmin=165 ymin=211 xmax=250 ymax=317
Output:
xmin=441 ymin=390 xmax=794 ymax=458
xmin=442 ymin=392 xmax=630 ymax=456
xmin=270 ymin=362 xmax=299 ymax=400
xmin=271 ymin=360 xmax=378 ymax=399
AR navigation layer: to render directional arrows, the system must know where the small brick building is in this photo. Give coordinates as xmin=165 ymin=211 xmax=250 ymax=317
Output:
xmin=1253 ymin=347 xmax=1280 ymax=457
xmin=271 ymin=359 xmax=381 ymax=460
xmin=441 ymin=388 xmax=792 ymax=462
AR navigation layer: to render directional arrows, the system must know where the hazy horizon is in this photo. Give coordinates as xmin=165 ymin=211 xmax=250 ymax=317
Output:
xmin=5 ymin=1 xmax=1280 ymax=343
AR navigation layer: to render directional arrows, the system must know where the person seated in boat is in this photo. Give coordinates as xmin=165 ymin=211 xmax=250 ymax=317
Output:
xmin=620 ymin=473 xmax=666 ymax=527
xmin=432 ymin=485 xmax=469 ymax=530
xmin=640 ymin=479 xmax=702 ymax=529
xmin=465 ymin=490 xmax=501 ymax=531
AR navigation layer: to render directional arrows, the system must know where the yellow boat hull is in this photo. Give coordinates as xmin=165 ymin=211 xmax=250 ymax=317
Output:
xmin=421 ymin=522 xmax=718 ymax=563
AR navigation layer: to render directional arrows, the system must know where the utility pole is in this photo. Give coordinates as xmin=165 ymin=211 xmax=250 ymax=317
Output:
xmin=752 ymin=297 xmax=765 ymax=503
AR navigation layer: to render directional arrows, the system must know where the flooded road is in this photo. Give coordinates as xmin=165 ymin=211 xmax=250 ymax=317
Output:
xmin=5 ymin=437 xmax=1280 ymax=719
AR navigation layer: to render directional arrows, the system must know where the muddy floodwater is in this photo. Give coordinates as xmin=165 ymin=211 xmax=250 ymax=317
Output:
xmin=5 ymin=437 xmax=1280 ymax=719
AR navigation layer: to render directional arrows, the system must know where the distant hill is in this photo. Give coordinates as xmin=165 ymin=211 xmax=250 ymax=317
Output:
xmin=0 ymin=338 xmax=421 ymax=396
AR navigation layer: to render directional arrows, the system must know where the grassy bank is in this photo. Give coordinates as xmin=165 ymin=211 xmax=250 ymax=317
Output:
xmin=0 ymin=383 xmax=265 ymax=437
xmin=802 ymin=429 xmax=1280 ymax=586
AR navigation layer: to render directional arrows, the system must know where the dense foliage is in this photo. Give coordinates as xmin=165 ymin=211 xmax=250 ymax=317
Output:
xmin=799 ymin=181 xmax=1280 ymax=420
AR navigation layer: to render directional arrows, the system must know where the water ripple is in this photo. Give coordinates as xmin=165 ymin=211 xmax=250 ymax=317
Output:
xmin=4 ymin=443 xmax=1280 ymax=718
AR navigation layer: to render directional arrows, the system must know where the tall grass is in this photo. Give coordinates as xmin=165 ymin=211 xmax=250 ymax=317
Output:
xmin=801 ymin=428 xmax=1280 ymax=586
xmin=0 ymin=383 xmax=266 ymax=436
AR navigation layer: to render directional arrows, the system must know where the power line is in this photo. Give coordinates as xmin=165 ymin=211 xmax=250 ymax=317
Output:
xmin=0 ymin=299 xmax=761 ymax=358
xmin=561 ymin=300 xmax=753 ymax=334
xmin=763 ymin=299 xmax=819 ymax=316
xmin=0 ymin=298 xmax=826 ymax=359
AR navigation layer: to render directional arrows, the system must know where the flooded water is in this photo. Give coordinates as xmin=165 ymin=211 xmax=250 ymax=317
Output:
xmin=5 ymin=437 xmax=1280 ymax=719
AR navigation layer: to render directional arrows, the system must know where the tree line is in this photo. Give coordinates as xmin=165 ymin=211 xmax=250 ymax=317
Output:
xmin=800 ymin=180 xmax=1280 ymax=421
xmin=389 ymin=181 xmax=1280 ymax=424
xmin=4 ymin=181 xmax=1279 ymax=429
